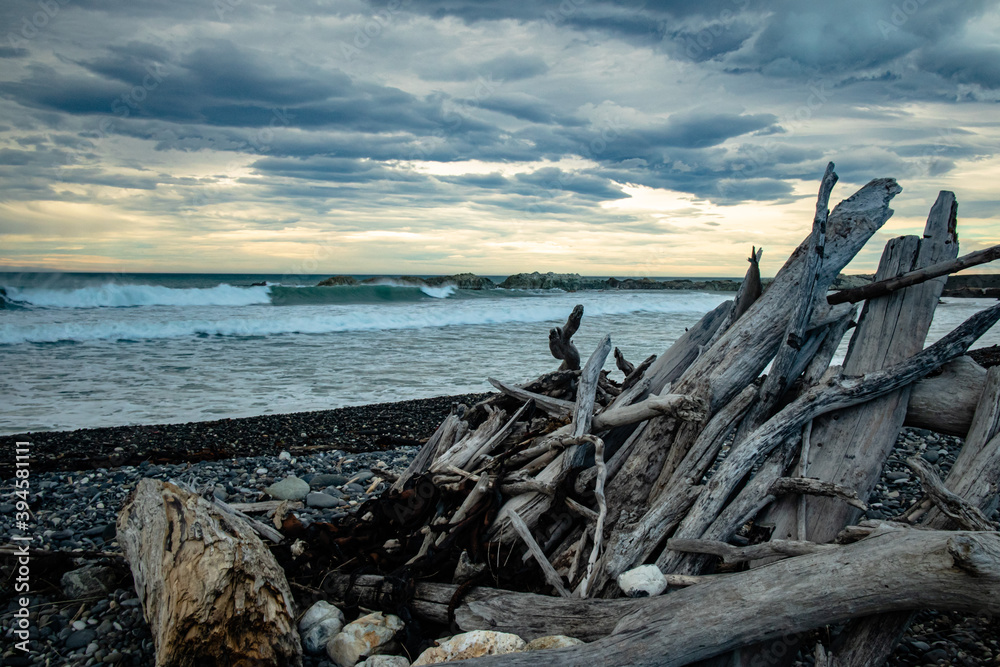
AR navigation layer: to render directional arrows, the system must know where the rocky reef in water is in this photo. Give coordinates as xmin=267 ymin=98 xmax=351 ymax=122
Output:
xmin=313 ymin=271 xmax=1000 ymax=296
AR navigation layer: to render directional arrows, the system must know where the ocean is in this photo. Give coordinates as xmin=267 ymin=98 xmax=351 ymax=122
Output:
xmin=3 ymin=272 xmax=999 ymax=435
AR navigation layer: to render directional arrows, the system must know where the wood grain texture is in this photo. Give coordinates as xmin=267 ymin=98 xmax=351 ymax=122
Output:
xmin=117 ymin=479 xmax=301 ymax=667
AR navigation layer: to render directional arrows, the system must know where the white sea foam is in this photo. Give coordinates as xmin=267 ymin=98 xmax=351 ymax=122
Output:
xmin=0 ymin=292 xmax=727 ymax=344
xmin=3 ymin=283 xmax=272 ymax=308
xmin=420 ymin=284 xmax=457 ymax=298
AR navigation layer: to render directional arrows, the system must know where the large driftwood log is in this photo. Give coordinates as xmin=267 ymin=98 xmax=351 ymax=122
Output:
xmin=445 ymin=527 xmax=1000 ymax=666
xmin=603 ymin=176 xmax=901 ymax=540
xmin=904 ymin=355 xmax=986 ymax=436
xmin=117 ymin=479 xmax=301 ymax=667
xmin=733 ymin=164 xmax=836 ymax=443
xmin=762 ymin=190 xmax=958 ymax=547
xmin=655 ymin=300 xmax=1000 ymax=576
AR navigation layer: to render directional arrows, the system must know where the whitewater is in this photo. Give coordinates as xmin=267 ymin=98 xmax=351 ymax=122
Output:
xmin=3 ymin=272 xmax=1000 ymax=434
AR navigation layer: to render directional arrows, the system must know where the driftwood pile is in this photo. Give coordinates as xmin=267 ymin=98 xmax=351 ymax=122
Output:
xmin=117 ymin=165 xmax=1000 ymax=666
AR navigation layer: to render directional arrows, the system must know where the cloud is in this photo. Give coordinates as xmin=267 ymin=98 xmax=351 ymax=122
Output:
xmin=0 ymin=0 xmax=996 ymax=274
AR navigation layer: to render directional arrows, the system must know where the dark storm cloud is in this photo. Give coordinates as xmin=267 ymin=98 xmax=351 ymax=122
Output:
xmin=0 ymin=0 xmax=995 ymax=251
xmin=426 ymin=52 xmax=549 ymax=82
xmin=917 ymin=45 xmax=1000 ymax=90
xmin=470 ymin=94 xmax=585 ymax=126
xmin=250 ymin=156 xmax=427 ymax=183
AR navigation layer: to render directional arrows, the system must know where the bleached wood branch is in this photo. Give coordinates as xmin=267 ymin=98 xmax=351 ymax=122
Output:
xmin=829 ymin=243 xmax=1000 ymax=305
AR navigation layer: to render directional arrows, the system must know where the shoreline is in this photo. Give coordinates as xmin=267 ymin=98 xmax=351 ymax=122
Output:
xmin=0 ymin=392 xmax=493 ymax=474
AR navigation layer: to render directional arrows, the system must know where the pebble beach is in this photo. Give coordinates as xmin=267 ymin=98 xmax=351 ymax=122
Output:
xmin=2 ymin=390 xmax=999 ymax=666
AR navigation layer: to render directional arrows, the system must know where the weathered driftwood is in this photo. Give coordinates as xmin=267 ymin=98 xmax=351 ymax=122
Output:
xmin=614 ymin=347 xmax=634 ymax=376
xmin=488 ymin=338 xmax=613 ymax=542
xmin=904 ymin=355 xmax=986 ymax=436
xmin=705 ymin=246 xmax=763 ymax=349
xmin=733 ymin=164 xmax=836 ymax=443
xmin=760 ymin=190 xmax=958 ymax=550
xmin=590 ymin=393 xmax=707 ymax=431
xmin=905 ymin=456 xmax=996 ymax=531
xmin=656 ymin=300 xmax=1000 ymax=576
xmin=393 ymin=412 xmax=465 ymax=492
xmin=603 ymin=176 xmax=901 ymax=543
xmin=665 ymin=537 xmax=838 ymax=564
xmin=828 ymin=241 xmax=1000 ymax=305
xmin=549 ymin=304 xmax=583 ymax=371
xmin=117 ymin=479 xmax=301 ymax=667
xmin=445 ymin=527 xmax=1000 ymax=666
xmin=621 ymin=353 xmax=656 ymax=391
xmin=488 ymin=377 xmax=573 ymax=418
xmin=768 ymin=476 xmax=867 ymax=512
xmin=280 ymin=175 xmax=1000 ymax=667
xmin=224 ymin=500 xmax=304 ymax=513
xmin=829 ymin=365 xmax=1000 ymax=665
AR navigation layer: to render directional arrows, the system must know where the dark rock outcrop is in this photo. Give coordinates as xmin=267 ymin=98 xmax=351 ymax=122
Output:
xmin=499 ymin=272 xmax=606 ymax=291
xmin=425 ymin=273 xmax=496 ymax=290
xmin=608 ymin=278 xmax=741 ymax=292
xmin=830 ymin=273 xmax=874 ymax=290
xmin=317 ymin=276 xmax=359 ymax=287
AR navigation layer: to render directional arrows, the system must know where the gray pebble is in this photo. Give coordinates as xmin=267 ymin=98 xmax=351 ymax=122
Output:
xmin=65 ymin=629 xmax=97 ymax=649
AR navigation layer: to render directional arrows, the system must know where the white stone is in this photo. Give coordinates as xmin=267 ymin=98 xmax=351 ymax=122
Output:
xmin=411 ymin=631 xmax=526 ymax=665
xmin=618 ymin=564 xmax=667 ymax=598
xmin=265 ymin=475 xmax=310 ymax=501
xmin=279 ymin=451 xmax=292 ymax=461
xmin=328 ymin=612 xmax=404 ymax=667
xmin=302 ymin=616 xmax=344 ymax=654
xmin=299 ymin=600 xmax=345 ymax=633
xmin=524 ymin=635 xmax=584 ymax=650
xmin=355 ymin=656 xmax=410 ymax=667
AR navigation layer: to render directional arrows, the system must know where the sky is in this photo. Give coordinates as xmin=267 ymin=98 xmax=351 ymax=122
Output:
xmin=0 ymin=0 xmax=998 ymax=277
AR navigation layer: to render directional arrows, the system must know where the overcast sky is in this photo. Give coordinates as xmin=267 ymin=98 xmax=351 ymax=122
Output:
xmin=1 ymin=0 xmax=998 ymax=276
